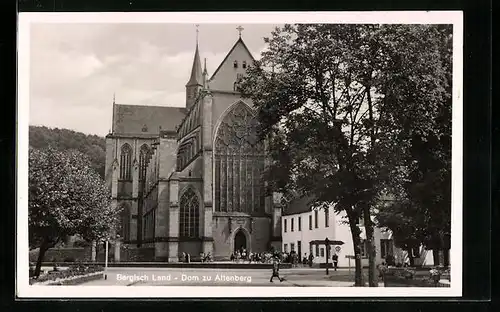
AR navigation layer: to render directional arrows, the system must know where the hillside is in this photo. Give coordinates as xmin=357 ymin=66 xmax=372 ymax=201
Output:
xmin=29 ymin=126 xmax=106 ymax=179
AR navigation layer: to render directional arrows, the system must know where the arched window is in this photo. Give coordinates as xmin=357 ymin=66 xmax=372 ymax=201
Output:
xmin=214 ymin=102 xmax=266 ymax=213
xmin=179 ymin=188 xmax=200 ymax=238
xmin=139 ymin=144 xmax=150 ymax=181
xmin=120 ymin=143 xmax=132 ymax=180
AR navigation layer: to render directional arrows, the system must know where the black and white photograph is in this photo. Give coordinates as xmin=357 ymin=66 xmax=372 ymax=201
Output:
xmin=17 ymin=12 xmax=463 ymax=298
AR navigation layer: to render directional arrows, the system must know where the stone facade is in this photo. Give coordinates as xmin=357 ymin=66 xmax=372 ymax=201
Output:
xmin=105 ymin=35 xmax=282 ymax=261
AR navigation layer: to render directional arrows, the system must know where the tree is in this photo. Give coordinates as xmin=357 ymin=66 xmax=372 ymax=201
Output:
xmin=376 ymin=198 xmax=424 ymax=266
xmin=29 ymin=147 xmax=121 ymax=277
xmin=376 ymin=25 xmax=452 ymax=266
xmin=29 ymin=126 xmax=106 ymax=179
xmin=238 ymin=24 xmax=452 ymax=286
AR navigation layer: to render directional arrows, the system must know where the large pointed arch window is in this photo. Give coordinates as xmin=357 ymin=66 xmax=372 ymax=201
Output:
xmin=120 ymin=143 xmax=132 ymax=180
xmin=179 ymin=188 xmax=200 ymax=238
xmin=214 ymin=102 xmax=266 ymax=213
xmin=138 ymin=144 xmax=150 ymax=181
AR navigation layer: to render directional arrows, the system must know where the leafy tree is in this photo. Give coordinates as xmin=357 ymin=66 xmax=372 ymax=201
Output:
xmin=376 ymin=198 xmax=424 ymax=266
xmin=238 ymin=24 xmax=451 ymax=286
xmin=29 ymin=126 xmax=106 ymax=179
xmin=29 ymin=147 xmax=121 ymax=278
xmin=376 ymin=25 xmax=452 ymax=266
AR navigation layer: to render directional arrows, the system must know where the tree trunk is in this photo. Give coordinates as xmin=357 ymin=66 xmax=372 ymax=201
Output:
xmin=363 ymin=207 xmax=378 ymax=287
xmin=443 ymin=249 xmax=450 ymax=267
xmin=348 ymin=216 xmax=363 ymax=286
xmin=34 ymin=239 xmax=50 ymax=278
xmin=95 ymin=241 xmax=100 ymax=262
xmin=408 ymin=250 xmax=415 ymax=267
xmin=432 ymin=249 xmax=440 ymax=266
xmin=33 ymin=237 xmax=59 ymax=278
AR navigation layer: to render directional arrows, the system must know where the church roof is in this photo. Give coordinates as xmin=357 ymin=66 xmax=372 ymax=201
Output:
xmin=112 ymin=104 xmax=186 ymax=135
xmin=186 ymin=43 xmax=203 ymax=86
xmin=209 ymin=37 xmax=256 ymax=81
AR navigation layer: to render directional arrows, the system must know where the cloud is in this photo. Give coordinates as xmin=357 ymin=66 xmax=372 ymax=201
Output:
xmin=28 ymin=23 xmax=279 ymax=136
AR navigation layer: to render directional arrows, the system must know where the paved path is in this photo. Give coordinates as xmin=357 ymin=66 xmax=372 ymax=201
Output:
xmin=82 ymin=267 xmax=382 ymax=287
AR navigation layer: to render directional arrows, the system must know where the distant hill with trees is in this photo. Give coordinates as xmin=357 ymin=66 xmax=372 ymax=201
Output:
xmin=29 ymin=126 xmax=106 ymax=179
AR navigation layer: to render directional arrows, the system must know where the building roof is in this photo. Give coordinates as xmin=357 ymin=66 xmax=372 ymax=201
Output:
xmin=112 ymin=104 xmax=186 ymax=135
xmin=282 ymin=195 xmax=317 ymax=216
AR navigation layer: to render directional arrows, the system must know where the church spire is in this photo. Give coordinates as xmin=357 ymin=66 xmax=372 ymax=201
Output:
xmin=186 ymin=25 xmax=203 ymax=87
xmin=202 ymin=58 xmax=209 ymax=88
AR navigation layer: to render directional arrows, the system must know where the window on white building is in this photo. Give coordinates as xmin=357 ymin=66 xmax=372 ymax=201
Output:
xmin=360 ymin=240 xmax=367 ymax=257
xmin=284 ymin=243 xmax=288 ymax=253
xmin=314 ymin=210 xmax=318 ymax=228
xmin=291 ymin=243 xmax=295 ymax=252
xmin=291 ymin=218 xmax=294 ymax=232
xmin=283 ymin=219 xmax=287 ymax=232
xmin=325 ymin=209 xmax=329 ymax=227
xmin=320 ymin=248 xmax=325 ymax=257
xmin=298 ymin=217 xmax=302 ymax=231
xmin=315 ymin=244 xmax=319 ymax=256
xmin=380 ymin=239 xmax=394 ymax=259
xmin=309 ymin=215 xmax=312 ymax=230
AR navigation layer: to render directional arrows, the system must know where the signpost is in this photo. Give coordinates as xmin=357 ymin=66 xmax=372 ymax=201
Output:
xmin=325 ymin=237 xmax=330 ymax=275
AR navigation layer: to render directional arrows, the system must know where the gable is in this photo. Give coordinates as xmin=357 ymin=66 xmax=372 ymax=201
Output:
xmin=209 ymin=38 xmax=255 ymax=92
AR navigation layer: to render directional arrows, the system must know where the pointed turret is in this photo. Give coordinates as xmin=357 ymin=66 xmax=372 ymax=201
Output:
xmin=202 ymin=58 xmax=209 ymax=89
xmin=186 ymin=26 xmax=204 ymax=109
xmin=186 ymin=43 xmax=203 ymax=87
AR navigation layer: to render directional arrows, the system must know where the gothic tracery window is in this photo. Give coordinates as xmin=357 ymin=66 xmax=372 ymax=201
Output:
xmin=179 ymin=188 xmax=200 ymax=238
xmin=214 ymin=102 xmax=266 ymax=213
xmin=139 ymin=144 xmax=150 ymax=181
xmin=120 ymin=143 xmax=132 ymax=180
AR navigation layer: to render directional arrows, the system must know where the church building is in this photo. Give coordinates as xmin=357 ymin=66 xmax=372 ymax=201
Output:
xmin=105 ymin=29 xmax=283 ymax=261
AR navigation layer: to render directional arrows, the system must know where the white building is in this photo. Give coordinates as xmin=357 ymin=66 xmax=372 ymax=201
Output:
xmin=281 ymin=197 xmax=435 ymax=268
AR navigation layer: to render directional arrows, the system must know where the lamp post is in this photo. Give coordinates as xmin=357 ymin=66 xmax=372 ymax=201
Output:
xmin=325 ymin=237 xmax=330 ymax=275
xmin=104 ymin=238 xmax=109 ymax=280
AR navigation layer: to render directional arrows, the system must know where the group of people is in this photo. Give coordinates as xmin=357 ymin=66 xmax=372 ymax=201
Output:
xmin=180 ymin=248 xmax=340 ymax=271
xmin=268 ymin=251 xmax=340 ymax=282
xmin=180 ymin=252 xmax=213 ymax=263
xmin=229 ymin=248 xmax=270 ymax=263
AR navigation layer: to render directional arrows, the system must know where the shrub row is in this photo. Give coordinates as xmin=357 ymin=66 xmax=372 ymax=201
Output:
xmin=30 ymin=264 xmax=103 ymax=285
xmin=45 ymin=272 xmax=103 ymax=286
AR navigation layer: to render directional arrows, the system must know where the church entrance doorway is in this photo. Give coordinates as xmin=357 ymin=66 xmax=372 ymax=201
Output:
xmin=234 ymin=230 xmax=246 ymax=253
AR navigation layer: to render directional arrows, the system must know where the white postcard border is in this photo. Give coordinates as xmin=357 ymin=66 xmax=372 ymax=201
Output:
xmin=17 ymin=11 xmax=463 ymax=298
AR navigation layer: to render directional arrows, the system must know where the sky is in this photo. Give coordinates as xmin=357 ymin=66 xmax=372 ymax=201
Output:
xmin=29 ymin=23 xmax=279 ymax=136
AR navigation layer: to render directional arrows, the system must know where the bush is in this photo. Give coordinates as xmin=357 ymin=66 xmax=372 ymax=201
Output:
xmin=73 ymin=240 xmax=91 ymax=248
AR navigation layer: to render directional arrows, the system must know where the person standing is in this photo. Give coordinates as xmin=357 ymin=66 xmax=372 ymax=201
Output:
xmin=270 ymin=257 xmax=284 ymax=282
xmin=308 ymin=253 xmax=314 ymax=268
xmin=332 ymin=253 xmax=339 ymax=271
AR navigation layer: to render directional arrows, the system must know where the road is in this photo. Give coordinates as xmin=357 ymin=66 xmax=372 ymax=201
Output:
xmin=81 ymin=267 xmax=370 ymax=287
